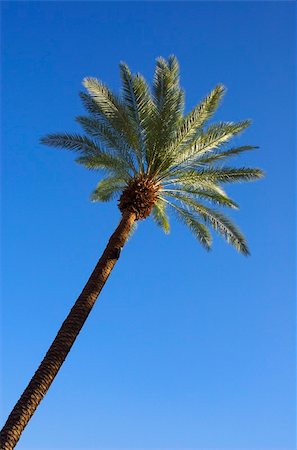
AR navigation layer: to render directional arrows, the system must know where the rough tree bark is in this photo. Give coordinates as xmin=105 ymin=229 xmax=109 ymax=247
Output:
xmin=0 ymin=211 xmax=136 ymax=450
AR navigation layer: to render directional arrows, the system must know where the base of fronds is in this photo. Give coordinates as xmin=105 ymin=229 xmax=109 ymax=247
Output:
xmin=118 ymin=175 xmax=159 ymax=220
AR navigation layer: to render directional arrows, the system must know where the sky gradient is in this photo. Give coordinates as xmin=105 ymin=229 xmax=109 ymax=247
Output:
xmin=1 ymin=2 xmax=296 ymax=449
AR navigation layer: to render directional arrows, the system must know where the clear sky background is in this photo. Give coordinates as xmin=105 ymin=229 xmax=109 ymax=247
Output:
xmin=1 ymin=2 xmax=295 ymax=449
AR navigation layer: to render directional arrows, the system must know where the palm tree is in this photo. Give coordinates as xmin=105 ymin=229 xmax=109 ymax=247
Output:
xmin=0 ymin=56 xmax=263 ymax=449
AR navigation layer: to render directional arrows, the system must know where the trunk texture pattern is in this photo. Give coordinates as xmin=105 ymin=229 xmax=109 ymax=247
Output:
xmin=0 ymin=211 xmax=136 ymax=450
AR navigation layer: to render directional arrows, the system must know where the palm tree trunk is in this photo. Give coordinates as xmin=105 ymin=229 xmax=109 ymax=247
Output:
xmin=0 ymin=210 xmax=136 ymax=450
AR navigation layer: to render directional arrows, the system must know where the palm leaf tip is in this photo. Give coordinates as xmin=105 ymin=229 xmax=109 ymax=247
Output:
xmin=82 ymin=77 xmax=99 ymax=92
xmin=217 ymin=83 xmax=226 ymax=93
xmin=40 ymin=134 xmax=56 ymax=146
xmin=211 ymin=83 xmax=226 ymax=103
xmin=239 ymin=242 xmax=250 ymax=256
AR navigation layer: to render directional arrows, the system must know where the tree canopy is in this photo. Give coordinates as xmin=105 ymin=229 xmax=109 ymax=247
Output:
xmin=41 ymin=56 xmax=263 ymax=255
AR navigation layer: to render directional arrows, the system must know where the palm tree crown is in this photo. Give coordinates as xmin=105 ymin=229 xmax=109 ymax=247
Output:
xmin=41 ymin=55 xmax=263 ymax=255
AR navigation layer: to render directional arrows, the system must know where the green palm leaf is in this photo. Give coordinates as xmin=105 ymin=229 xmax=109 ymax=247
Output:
xmin=199 ymin=145 xmax=258 ymax=164
xmin=82 ymin=78 xmax=138 ymax=151
xmin=76 ymin=115 xmax=123 ymax=148
xmin=91 ymin=177 xmax=126 ymax=202
xmin=163 ymin=198 xmax=212 ymax=250
xmin=172 ymin=120 xmax=251 ymax=169
xmin=166 ymin=167 xmax=263 ymax=186
xmin=152 ymin=198 xmax=170 ymax=233
xmin=162 ymin=187 xmax=238 ymax=209
xmin=40 ymin=133 xmax=100 ymax=154
xmin=165 ymin=192 xmax=249 ymax=254
xmin=149 ymin=56 xmax=184 ymax=168
xmin=75 ymin=154 xmax=130 ymax=178
xmin=119 ymin=64 xmax=158 ymax=172
xmin=167 ymin=84 xmax=225 ymax=154
xmin=40 ymin=133 xmax=131 ymax=177
xmin=76 ymin=116 xmax=137 ymax=174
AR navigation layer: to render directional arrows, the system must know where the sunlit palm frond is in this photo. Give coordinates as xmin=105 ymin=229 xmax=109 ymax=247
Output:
xmin=82 ymin=78 xmax=138 ymax=152
xmin=76 ymin=115 xmax=121 ymax=148
xmin=153 ymin=55 xmax=184 ymax=118
xmin=91 ymin=177 xmax=126 ymax=202
xmin=162 ymin=186 xmax=238 ymax=209
xmin=83 ymin=78 xmax=119 ymax=117
xmin=151 ymin=197 xmax=170 ymax=233
xmin=166 ymin=84 xmax=225 ymax=154
xmin=119 ymin=64 xmax=157 ymax=172
xmin=165 ymin=192 xmax=249 ymax=254
xmin=75 ymin=154 xmax=131 ymax=179
xmin=199 ymin=145 xmax=258 ymax=164
xmin=40 ymin=133 xmax=131 ymax=178
xmin=119 ymin=63 xmax=144 ymax=163
xmin=148 ymin=56 xmax=184 ymax=175
xmin=162 ymin=198 xmax=212 ymax=250
xmin=75 ymin=116 xmax=137 ymax=174
xmin=40 ymin=133 xmax=100 ymax=154
xmin=170 ymin=120 xmax=251 ymax=170
xmin=164 ymin=167 xmax=264 ymax=186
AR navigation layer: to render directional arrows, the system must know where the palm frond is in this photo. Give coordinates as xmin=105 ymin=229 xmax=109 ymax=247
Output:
xmin=199 ymin=145 xmax=258 ymax=164
xmin=162 ymin=175 xmax=228 ymax=198
xmin=81 ymin=79 xmax=138 ymax=151
xmin=40 ymin=133 xmax=100 ymax=154
xmin=172 ymin=120 xmax=251 ymax=169
xmin=119 ymin=64 xmax=158 ymax=172
xmin=83 ymin=78 xmax=119 ymax=117
xmin=162 ymin=197 xmax=212 ymax=250
xmin=152 ymin=198 xmax=170 ymax=233
xmin=165 ymin=167 xmax=264 ymax=186
xmin=162 ymin=187 xmax=238 ymax=209
xmin=75 ymin=154 xmax=131 ymax=179
xmin=76 ymin=115 xmax=121 ymax=148
xmin=76 ymin=116 xmax=137 ymax=174
xmin=91 ymin=177 xmax=126 ymax=202
xmin=166 ymin=84 xmax=225 ymax=155
xmin=149 ymin=56 xmax=184 ymax=171
xmin=119 ymin=63 xmax=145 ymax=171
xmin=40 ymin=133 xmax=132 ymax=177
xmin=131 ymin=74 xmax=157 ymax=161
xmin=165 ymin=192 xmax=249 ymax=255
xmin=198 ymin=204 xmax=249 ymax=255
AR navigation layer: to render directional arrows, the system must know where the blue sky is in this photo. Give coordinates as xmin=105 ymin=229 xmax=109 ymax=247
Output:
xmin=1 ymin=2 xmax=295 ymax=449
